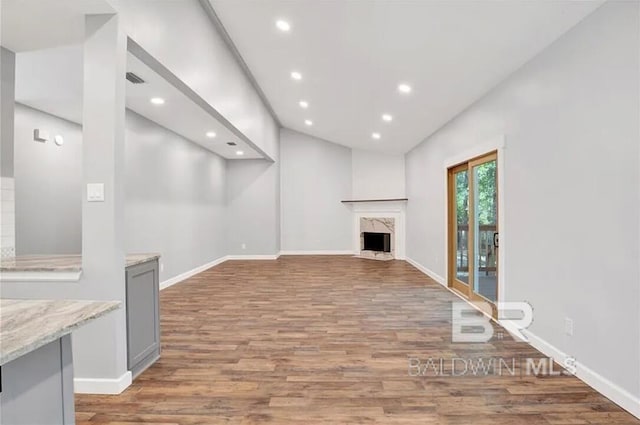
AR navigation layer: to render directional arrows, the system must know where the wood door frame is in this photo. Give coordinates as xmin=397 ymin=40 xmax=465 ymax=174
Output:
xmin=447 ymin=163 xmax=470 ymax=295
xmin=447 ymin=151 xmax=499 ymax=307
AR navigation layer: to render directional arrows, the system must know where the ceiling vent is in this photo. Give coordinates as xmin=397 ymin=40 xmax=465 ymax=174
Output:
xmin=226 ymin=142 xmax=237 ymax=146
xmin=125 ymin=72 xmax=145 ymax=84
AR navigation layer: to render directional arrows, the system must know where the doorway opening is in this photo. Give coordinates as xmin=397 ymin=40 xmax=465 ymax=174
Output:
xmin=447 ymin=151 xmax=498 ymax=306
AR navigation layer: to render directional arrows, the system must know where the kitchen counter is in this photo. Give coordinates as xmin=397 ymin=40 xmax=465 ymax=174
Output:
xmin=126 ymin=253 xmax=161 ymax=268
xmin=0 ymin=255 xmax=83 ymax=273
xmin=0 ymin=298 xmax=120 ymax=365
xmin=0 ymin=253 xmax=160 ymax=281
xmin=0 ymin=298 xmax=121 ymax=424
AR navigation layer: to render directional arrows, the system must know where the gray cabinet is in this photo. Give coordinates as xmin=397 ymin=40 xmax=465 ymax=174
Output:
xmin=125 ymin=259 xmax=161 ymax=378
xmin=0 ymin=335 xmax=74 ymax=425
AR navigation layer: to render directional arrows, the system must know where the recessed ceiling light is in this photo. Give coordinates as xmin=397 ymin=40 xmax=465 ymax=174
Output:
xmin=236 ymin=150 xmax=244 ymax=156
xmin=397 ymin=83 xmax=412 ymax=94
xmin=382 ymin=114 xmax=393 ymax=122
xmin=299 ymin=100 xmax=309 ymax=109
xmin=372 ymin=132 xmax=381 ymax=140
xmin=291 ymin=71 xmax=302 ymax=81
xmin=276 ymin=19 xmax=291 ymax=32
xmin=150 ymin=97 xmax=165 ymax=105
xmin=304 ymin=119 xmax=313 ymax=126
xmin=206 ymin=131 xmax=217 ymax=138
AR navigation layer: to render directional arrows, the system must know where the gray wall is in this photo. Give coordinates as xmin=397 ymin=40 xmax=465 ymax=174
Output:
xmin=14 ymin=104 xmax=82 ymax=255
xmin=12 ymin=108 xmax=228 ymax=282
xmin=405 ymin=1 xmax=639 ymax=397
xmin=280 ymin=128 xmax=352 ymax=252
xmin=125 ymin=111 xmax=227 ymax=281
xmin=226 ymin=158 xmax=280 ymax=256
xmin=1 ymin=47 xmax=15 ymax=178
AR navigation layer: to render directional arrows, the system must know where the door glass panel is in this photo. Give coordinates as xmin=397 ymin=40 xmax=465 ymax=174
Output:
xmin=472 ymin=160 xmax=497 ymax=301
xmin=455 ymin=170 xmax=469 ymax=284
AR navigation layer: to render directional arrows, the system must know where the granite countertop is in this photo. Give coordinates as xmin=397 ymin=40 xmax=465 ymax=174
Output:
xmin=126 ymin=253 xmax=161 ymax=268
xmin=0 ymin=298 xmax=120 ymax=365
xmin=0 ymin=253 xmax=160 ymax=273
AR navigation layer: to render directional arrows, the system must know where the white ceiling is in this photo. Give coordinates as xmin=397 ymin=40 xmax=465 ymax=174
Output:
xmin=15 ymin=45 xmax=262 ymax=159
xmin=1 ymin=0 xmax=114 ymax=52
xmin=210 ymin=0 xmax=603 ymax=154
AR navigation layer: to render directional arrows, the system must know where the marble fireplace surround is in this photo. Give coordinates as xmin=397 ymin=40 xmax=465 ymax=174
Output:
xmin=349 ymin=201 xmax=406 ymax=260
xmin=360 ymin=217 xmax=395 ymax=260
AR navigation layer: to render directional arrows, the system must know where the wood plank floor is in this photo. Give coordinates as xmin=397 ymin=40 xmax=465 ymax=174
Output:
xmin=76 ymin=256 xmax=639 ymax=424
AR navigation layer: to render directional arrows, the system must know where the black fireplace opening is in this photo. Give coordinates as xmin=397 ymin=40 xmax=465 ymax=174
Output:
xmin=362 ymin=232 xmax=391 ymax=253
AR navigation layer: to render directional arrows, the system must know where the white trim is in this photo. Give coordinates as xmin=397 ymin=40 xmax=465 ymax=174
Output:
xmin=405 ymin=257 xmax=445 ymax=285
xmin=279 ymin=250 xmax=354 ymax=256
xmin=407 ymin=257 xmax=640 ymax=420
xmin=225 ymin=254 xmax=280 ymax=260
xmin=74 ymin=370 xmax=132 ymax=395
xmin=0 ymin=270 xmax=83 ymax=282
xmin=524 ymin=330 xmax=640 ymax=419
xmin=159 ymin=256 xmax=228 ymax=290
xmin=159 ymin=254 xmax=283 ymax=290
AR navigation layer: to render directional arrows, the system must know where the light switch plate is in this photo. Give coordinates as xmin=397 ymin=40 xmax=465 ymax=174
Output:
xmin=87 ymin=183 xmax=105 ymax=202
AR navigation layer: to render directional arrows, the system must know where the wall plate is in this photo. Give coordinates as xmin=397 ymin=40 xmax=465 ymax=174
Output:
xmin=87 ymin=183 xmax=105 ymax=202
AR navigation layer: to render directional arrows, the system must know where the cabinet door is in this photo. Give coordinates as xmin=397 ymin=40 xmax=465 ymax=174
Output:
xmin=126 ymin=260 xmax=160 ymax=373
xmin=0 ymin=335 xmax=74 ymax=424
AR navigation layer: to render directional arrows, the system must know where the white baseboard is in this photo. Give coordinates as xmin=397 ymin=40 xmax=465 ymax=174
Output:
xmin=226 ymin=254 xmax=280 ymax=260
xmin=159 ymin=256 xmax=227 ymax=290
xmin=279 ymin=250 xmax=355 ymax=256
xmin=74 ymin=371 xmax=131 ymax=394
xmin=523 ymin=329 xmax=640 ymax=419
xmin=159 ymin=254 xmax=283 ymax=290
xmin=405 ymin=257 xmax=446 ymax=285
xmin=406 ymin=257 xmax=640 ymax=419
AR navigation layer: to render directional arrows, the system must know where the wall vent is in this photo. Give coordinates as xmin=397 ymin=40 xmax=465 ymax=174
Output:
xmin=226 ymin=142 xmax=237 ymax=146
xmin=126 ymin=72 xmax=146 ymax=84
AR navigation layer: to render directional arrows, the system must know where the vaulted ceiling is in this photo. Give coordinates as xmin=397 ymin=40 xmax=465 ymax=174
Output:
xmin=210 ymin=0 xmax=603 ymax=153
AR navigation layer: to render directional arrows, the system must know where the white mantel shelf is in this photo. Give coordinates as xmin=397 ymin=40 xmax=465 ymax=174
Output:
xmin=341 ymin=198 xmax=408 ymax=203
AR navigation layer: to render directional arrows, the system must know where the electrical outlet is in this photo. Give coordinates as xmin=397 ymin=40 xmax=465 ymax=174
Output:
xmin=241 ymin=243 xmax=246 ymax=250
xmin=564 ymin=318 xmax=574 ymax=336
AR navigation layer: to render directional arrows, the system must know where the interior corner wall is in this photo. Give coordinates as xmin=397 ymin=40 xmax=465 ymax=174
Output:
xmin=110 ymin=0 xmax=279 ymax=161
xmin=405 ymin=0 xmax=639 ymax=399
xmin=1 ymin=47 xmax=16 ymax=258
xmin=14 ymin=104 xmax=82 ymax=255
xmin=225 ymin=158 xmax=280 ymax=256
xmin=351 ymin=148 xmax=405 ymax=199
xmin=1 ymin=47 xmax=15 ymax=179
xmin=280 ymin=128 xmax=352 ymax=252
xmin=124 ymin=111 xmax=227 ymax=281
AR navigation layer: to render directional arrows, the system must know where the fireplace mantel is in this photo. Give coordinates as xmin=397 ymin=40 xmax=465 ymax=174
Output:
xmin=341 ymin=198 xmax=408 ymax=203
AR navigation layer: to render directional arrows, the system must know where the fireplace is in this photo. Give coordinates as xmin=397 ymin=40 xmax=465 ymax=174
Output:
xmin=362 ymin=232 xmax=391 ymax=252
xmin=348 ymin=200 xmax=406 ymax=261
xmin=359 ymin=217 xmax=395 ymax=260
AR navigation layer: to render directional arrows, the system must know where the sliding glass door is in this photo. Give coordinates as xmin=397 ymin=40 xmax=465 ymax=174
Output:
xmin=448 ymin=152 xmax=498 ymax=304
xmin=448 ymin=163 xmax=470 ymax=294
